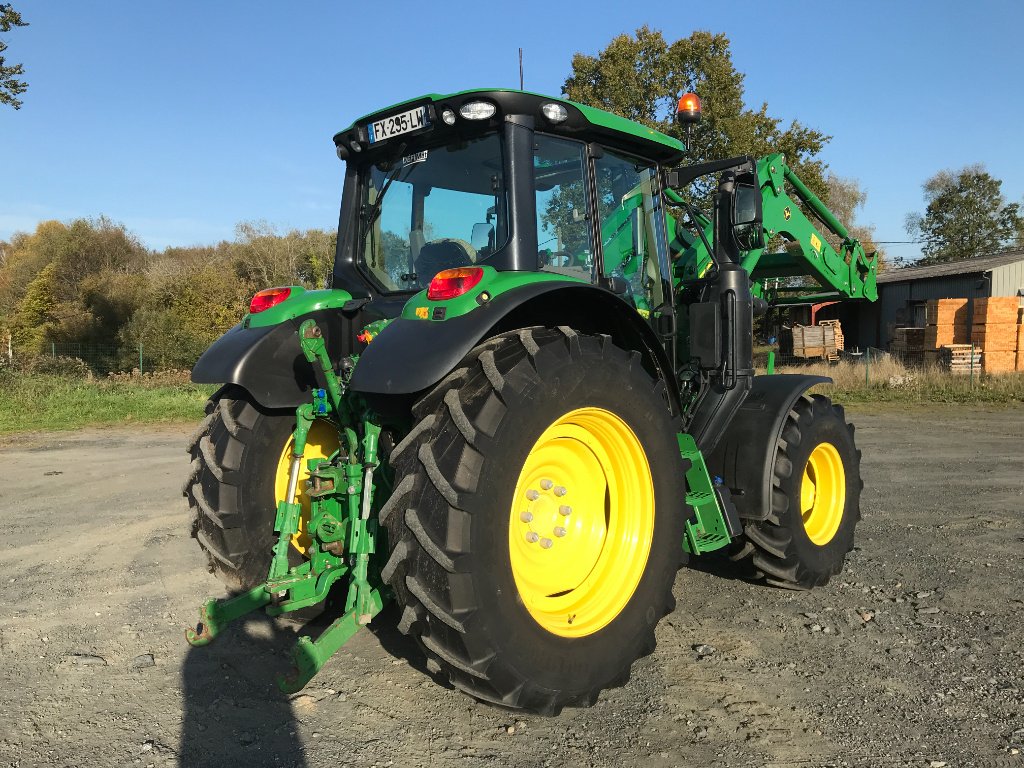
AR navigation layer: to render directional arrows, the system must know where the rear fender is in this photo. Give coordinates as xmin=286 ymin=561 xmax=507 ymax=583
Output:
xmin=705 ymin=374 xmax=830 ymax=522
xmin=348 ymin=282 xmax=681 ymax=414
xmin=191 ymin=309 xmax=354 ymax=410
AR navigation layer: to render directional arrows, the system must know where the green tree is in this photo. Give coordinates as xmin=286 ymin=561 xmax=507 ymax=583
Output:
xmin=563 ymin=28 xmax=831 ymax=206
xmin=905 ymin=165 xmax=1024 ymax=264
xmin=11 ymin=262 xmax=58 ymax=352
xmin=0 ymin=3 xmax=28 ymax=110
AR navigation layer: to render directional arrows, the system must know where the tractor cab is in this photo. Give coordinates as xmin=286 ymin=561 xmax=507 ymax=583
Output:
xmin=331 ymin=89 xmax=685 ymax=317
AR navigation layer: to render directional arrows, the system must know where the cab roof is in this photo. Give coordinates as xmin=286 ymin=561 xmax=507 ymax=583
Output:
xmin=333 ymin=88 xmax=685 ymax=164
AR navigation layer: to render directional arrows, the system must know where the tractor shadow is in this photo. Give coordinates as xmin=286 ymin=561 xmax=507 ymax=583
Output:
xmin=179 ymin=615 xmax=308 ymax=768
xmin=683 ymin=550 xmax=755 ymax=582
xmin=366 ymin=602 xmax=456 ymax=691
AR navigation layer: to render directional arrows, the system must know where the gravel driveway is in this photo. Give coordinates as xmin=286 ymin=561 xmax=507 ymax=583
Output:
xmin=1 ymin=405 xmax=1022 ymax=767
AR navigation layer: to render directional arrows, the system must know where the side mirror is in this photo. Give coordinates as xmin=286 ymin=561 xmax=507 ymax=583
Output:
xmin=471 ymin=223 xmax=493 ymax=252
xmin=731 ymin=175 xmax=764 ymax=251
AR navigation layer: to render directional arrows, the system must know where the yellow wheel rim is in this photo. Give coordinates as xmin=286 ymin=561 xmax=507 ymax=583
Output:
xmin=800 ymin=442 xmax=846 ymax=546
xmin=274 ymin=420 xmax=341 ymax=556
xmin=508 ymin=407 xmax=655 ymax=638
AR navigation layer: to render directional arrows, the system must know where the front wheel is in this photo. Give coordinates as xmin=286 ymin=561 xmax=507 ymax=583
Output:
xmin=731 ymin=393 xmax=862 ymax=589
xmin=381 ymin=328 xmax=689 ymax=715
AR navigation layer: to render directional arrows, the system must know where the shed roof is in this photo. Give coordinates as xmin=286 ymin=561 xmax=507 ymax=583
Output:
xmin=877 ymin=250 xmax=1024 ymax=284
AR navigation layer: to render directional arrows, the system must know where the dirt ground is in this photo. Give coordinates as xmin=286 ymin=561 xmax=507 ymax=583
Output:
xmin=1 ymin=405 xmax=1022 ymax=768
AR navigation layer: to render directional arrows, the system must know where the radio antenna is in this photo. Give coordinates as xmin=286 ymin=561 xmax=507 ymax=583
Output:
xmin=519 ymin=48 xmax=524 ymax=90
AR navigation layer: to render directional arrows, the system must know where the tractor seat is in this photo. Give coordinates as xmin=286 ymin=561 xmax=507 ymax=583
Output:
xmin=415 ymin=239 xmax=476 ymax=285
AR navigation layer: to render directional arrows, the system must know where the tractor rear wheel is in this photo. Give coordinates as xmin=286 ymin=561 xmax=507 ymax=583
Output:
xmin=184 ymin=386 xmax=340 ymax=590
xmin=731 ymin=393 xmax=862 ymax=589
xmin=381 ymin=328 xmax=688 ymax=715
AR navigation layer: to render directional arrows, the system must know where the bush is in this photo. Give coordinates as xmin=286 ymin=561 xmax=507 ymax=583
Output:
xmin=25 ymin=354 xmax=94 ymax=379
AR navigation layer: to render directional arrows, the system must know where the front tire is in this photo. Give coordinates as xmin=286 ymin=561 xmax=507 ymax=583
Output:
xmin=381 ymin=328 xmax=689 ymax=715
xmin=730 ymin=393 xmax=862 ymax=589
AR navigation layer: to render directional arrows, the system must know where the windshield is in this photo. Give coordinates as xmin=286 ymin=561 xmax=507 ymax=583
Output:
xmin=359 ymin=133 xmax=508 ymax=292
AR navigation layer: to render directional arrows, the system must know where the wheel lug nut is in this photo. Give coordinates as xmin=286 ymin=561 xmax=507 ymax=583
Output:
xmin=554 ymin=486 xmax=567 ymax=497
xmin=525 ymin=532 xmax=539 ymax=543
xmin=520 ymin=511 xmax=533 ymax=523
xmin=559 ymin=505 xmax=572 ymax=516
xmin=539 ymin=538 xmax=553 ymax=549
xmin=526 ymin=489 xmax=540 ymax=501
xmin=553 ymin=526 xmax=567 ymax=537
xmin=540 ymin=479 xmax=553 ymax=490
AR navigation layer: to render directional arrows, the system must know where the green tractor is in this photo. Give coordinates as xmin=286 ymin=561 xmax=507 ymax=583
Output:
xmin=185 ymin=88 xmax=876 ymax=714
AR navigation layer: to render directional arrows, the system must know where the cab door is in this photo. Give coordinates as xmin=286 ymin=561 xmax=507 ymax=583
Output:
xmin=592 ymin=148 xmax=673 ymax=320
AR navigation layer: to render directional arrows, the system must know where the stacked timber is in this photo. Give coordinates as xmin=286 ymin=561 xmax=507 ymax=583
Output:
xmin=791 ymin=324 xmax=837 ymax=360
xmin=924 ymin=299 xmax=969 ymax=357
xmin=818 ymin=319 xmax=844 ymax=360
xmin=939 ymin=344 xmax=982 ymax=374
xmin=890 ymin=327 xmax=926 ymax=366
xmin=971 ymin=297 xmax=1020 ymax=374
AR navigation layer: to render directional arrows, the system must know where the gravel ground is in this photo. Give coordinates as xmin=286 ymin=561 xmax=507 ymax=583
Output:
xmin=0 ymin=405 xmax=1022 ymax=768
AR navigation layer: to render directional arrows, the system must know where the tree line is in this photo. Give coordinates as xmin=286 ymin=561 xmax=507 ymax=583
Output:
xmin=0 ymin=218 xmax=336 ymax=370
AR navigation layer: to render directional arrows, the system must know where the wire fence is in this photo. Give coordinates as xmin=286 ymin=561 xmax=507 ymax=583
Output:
xmin=3 ymin=341 xmax=182 ymax=375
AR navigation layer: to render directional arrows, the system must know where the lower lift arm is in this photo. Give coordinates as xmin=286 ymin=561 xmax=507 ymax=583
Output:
xmin=186 ymin=319 xmax=389 ymax=693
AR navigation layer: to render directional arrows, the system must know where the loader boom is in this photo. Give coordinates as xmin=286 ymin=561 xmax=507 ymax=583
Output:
xmin=671 ymin=152 xmax=878 ymax=304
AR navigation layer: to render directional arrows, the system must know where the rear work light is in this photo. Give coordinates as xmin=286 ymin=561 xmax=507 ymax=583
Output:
xmin=427 ymin=267 xmax=484 ymax=301
xmin=249 ymin=287 xmax=291 ymax=314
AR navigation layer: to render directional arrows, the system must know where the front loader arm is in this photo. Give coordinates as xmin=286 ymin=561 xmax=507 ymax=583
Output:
xmin=671 ymin=153 xmax=878 ymax=304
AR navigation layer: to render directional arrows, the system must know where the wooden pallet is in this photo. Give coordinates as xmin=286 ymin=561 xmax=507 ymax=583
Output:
xmin=892 ymin=326 xmax=926 ymax=352
xmin=940 ymin=344 xmax=982 ymax=374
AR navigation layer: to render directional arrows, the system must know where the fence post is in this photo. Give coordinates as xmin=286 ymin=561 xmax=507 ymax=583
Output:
xmin=970 ymin=343 xmax=974 ymax=388
xmin=139 ymin=343 xmax=144 ymax=374
xmin=51 ymin=342 xmax=56 ymax=359
xmin=865 ymin=349 xmax=870 ymax=386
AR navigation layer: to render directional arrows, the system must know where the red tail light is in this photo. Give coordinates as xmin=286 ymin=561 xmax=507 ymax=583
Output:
xmin=427 ymin=267 xmax=484 ymax=301
xmin=249 ymin=287 xmax=291 ymax=314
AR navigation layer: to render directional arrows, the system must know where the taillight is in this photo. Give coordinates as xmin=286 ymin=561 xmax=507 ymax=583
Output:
xmin=249 ymin=287 xmax=291 ymax=314
xmin=427 ymin=267 xmax=484 ymax=301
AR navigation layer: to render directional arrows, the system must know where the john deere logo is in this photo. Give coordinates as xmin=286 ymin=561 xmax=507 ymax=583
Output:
xmin=783 ymin=206 xmax=792 ymax=221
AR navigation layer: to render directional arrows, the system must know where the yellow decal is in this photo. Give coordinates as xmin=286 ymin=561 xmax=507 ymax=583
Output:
xmin=783 ymin=206 xmax=792 ymax=221
xmin=637 ymin=308 xmax=650 ymax=319
xmin=810 ymin=233 xmax=822 ymax=253
xmin=415 ymin=306 xmax=429 ymax=319
xmin=698 ymin=261 xmax=712 ymax=278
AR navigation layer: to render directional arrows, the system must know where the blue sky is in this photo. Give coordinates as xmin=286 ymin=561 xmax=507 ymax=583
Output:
xmin=3 ymin=0 xmax=1023 ymax=265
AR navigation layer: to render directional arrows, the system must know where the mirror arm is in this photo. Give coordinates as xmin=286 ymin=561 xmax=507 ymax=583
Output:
xmin=664 ymin=154 xmax=756 ymax=190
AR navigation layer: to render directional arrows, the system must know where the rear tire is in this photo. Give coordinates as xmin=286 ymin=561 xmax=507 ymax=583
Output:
xmin=731 ymin=393 xmax=862 ymax=589
xmin=184 ymin=387 xmax=338 ymax=593
xmin=381 ymin=328 xmax=689 ymax=715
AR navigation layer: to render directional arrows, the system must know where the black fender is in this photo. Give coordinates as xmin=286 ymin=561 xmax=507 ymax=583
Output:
xmin=349 ymin=281 xmax=681 ymax=413
xmin=191 ymin=309 xmax=355 ymax=410
xmin=704 ymin=374 xmax=830 ymax=523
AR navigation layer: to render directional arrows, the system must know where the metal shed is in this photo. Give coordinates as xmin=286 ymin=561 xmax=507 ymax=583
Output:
xmin=839 ymin=250 xmax=1024 ymax=349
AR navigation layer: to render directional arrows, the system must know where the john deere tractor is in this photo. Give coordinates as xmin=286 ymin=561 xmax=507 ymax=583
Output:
xmin=185 ymin=88 xmax=877 ymax=714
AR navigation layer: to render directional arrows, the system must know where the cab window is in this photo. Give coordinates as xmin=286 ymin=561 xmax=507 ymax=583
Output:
xmin=533 ymin=134 xmax=593 ymax=280
xmin=594 ymin=151 xmax=666 ymax=313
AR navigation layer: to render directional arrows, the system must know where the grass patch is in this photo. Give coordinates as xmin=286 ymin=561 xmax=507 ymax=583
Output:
xmin=773 ymin=358 xmax=1024 ymax=405
xmin=0 ymin=372 xmax=215 ymax=434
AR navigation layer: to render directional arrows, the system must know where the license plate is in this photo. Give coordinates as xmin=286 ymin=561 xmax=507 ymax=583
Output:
xmin=367 ymin=105 xmax=431 ymax=143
